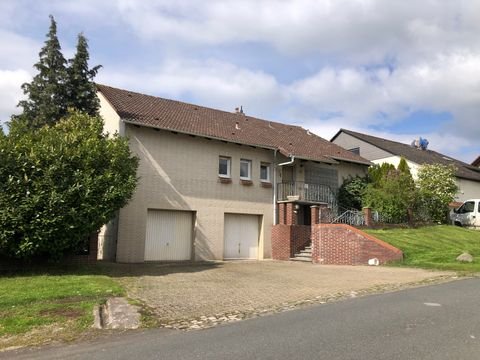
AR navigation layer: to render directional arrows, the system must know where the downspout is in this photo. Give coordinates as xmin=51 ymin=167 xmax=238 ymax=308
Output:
xmin=273 ymin=150 xmax=277 ymax=224
xmin=278 ymin=155 xmax=295 ymax=167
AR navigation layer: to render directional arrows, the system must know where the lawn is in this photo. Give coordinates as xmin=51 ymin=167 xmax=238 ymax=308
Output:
xmin=0 ymin=269 xmax=123 ymax=349
xmin=365 ymin=225 xmax=480 ymax=272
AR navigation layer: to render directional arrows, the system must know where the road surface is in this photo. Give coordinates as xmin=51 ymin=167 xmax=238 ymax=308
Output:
xmin=4 ymin=277 xmax=480 ymax=359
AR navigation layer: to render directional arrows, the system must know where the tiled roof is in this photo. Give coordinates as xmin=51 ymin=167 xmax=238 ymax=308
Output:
xmin=472 ymin=156 xmax=480 ymax=167
xmin=332 ymin=129 xmax=480 ymax=182
xmin=97 ymin=84 xmax=370 ymax=165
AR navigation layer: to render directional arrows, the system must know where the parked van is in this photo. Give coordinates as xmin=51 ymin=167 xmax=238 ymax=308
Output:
xmin=450 ymin=199 xmax=480 ymax=228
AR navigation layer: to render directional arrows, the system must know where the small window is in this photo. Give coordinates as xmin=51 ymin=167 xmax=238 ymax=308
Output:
xmin=348 ymin=147 xmax=360 ymax=155
xmin=240 ymin=159 xmax=252 ymax=180
xmin=260 ymin=163 xmax=271 ymax=182
xmin=219 ymin=156 xmax=231 ymax=178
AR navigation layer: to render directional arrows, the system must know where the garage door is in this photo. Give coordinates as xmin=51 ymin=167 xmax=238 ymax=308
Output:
xmin=224 ymin=214 xmax=259 ymax=259
xmin=145 ymin=210 xmax=193 ymax=261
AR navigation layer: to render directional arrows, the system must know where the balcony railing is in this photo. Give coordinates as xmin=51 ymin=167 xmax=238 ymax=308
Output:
xmin=277 ymin=181 xmax=337 ymax=206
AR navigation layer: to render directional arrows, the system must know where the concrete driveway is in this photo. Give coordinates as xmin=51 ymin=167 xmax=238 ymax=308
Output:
xmin=112 ymin=261 xmax=454 ymax=329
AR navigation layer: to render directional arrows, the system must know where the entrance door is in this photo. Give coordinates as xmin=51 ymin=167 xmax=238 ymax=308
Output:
xmin=144 ymin=210 xmax=193 ymax=261
xmin=224 ymin=214 xmax=259 ymax=259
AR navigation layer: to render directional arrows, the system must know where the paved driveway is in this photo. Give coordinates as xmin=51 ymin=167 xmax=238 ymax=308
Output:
xmin=111 ymin=261 xmax=454 ymax=329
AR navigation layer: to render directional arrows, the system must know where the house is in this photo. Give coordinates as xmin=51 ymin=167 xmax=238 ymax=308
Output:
xmin=96 ymin=85 xmax=372 ymax=263
xmin=331 ymin=129 xmax=480 ymax=202
xmin=472 ymin=156 xmax=480 ymax=167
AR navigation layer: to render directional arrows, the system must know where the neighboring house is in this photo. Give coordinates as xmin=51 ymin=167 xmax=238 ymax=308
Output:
xmin=472 ymin=156 xmax=480 ymax=167
xmin=96 ymin=85 xmax=370 ymax=263
xmin=331 ymin=129 xmax=480 ymax=202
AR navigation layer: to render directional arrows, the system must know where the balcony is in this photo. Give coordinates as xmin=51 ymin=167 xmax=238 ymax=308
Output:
xmin=277 ymin=181 xmax=337 ymax=205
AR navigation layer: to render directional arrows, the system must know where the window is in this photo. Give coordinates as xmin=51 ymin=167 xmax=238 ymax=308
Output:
xmin=219 ymin=156 xmax=231 ymax=178
xmin=459 ymin=201 xmax=475 ymax=214
xmin=348 ymin=147 xmax=360 ymax=155
xmin=240 ymin=159 xmax=252 ymax=180
xmin=260 ymin=163 xmax=271 ymax=182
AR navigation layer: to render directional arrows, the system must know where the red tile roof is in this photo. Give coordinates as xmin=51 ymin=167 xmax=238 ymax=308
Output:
xmin=97 ymin=84 xmax=370 ymax=165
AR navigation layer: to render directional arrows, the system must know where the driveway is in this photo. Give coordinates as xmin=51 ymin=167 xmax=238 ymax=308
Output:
xmin=110 ymin=261 xmax=454 ymax=329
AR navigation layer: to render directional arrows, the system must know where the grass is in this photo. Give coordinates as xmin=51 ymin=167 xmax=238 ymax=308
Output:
xmin=365 ymin=225 xmax=480 ymax=272
xmin=0 ymin=269 xmax=123 ymax=348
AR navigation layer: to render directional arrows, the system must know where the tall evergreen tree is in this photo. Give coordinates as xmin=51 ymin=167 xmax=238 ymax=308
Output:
xmin=67 ymin=33 xmax=101 ymax=116
xmin=13 ymin=15 xmax=68 ymax=129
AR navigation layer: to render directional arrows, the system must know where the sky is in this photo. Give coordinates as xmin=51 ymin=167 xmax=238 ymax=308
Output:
xmin=1 ymin=0 xmax=479 ymax=163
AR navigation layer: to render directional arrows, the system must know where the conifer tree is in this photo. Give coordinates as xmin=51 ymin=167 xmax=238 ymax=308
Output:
xmin=67 ymin=33 xmax=102 ymax=116
xmin=13 ymin=15 xmax=68 ymax=129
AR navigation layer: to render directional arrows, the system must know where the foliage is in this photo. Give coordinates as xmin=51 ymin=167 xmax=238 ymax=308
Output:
xmin=11 ymin=16 xmax=100 ymax=131
xmin=66 ymin=33 xmax=102 ymax=116
xmin=365 ymin=225 xmax=480 ymax=272
xmin=367 ymin=162 xmax=395 ymax=187
xmin=12 ymin=15 xmax=68 ymax=130
xmin=0 ymin=112 xmax=138 ymax=260
xmin=397 ymin=157 xmax=410 ymax=175
xmin=338 ymin=176 xmax=369 ymax=210
xmin=416 ymin=164 xmax=458 ymax=223
xmin=363 ymin=159 xmax=416 ymax=223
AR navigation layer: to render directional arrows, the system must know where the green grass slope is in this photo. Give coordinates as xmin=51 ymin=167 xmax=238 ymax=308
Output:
xmin=365 ymin=225 xmax=480 ymax=272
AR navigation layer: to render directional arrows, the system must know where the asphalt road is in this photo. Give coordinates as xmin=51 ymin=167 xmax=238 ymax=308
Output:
xmin=4 ymin=277 xmax=480 ymax=360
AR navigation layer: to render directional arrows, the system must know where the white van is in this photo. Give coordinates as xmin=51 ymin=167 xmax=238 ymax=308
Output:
xmin=451 ymin=199 xmax=480 ymax=228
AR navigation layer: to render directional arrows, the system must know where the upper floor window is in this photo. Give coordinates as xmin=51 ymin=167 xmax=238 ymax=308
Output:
xmin=240 ymin=159 xmax=252 ymax=180
xmin=348 ymin=147 xmax=360 ymax=155
xmin=260 ymin=163 xmax=271 ymax=182
xmin=219 ymin=156 xmax=231 ymax=178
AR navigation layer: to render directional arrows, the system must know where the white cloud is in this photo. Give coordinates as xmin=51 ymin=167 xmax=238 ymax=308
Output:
xmin=290 ymin=52 xmax=480 ymax=142
xmin=107 ymin=0 xmax=480 ymax=63
xmin=0 ymin=30 xmax=39 ymax=70
xmin=98 ymin=59 xmax=286 ymax=117
xmin=0 ymin=69 xmax=31 ymax=125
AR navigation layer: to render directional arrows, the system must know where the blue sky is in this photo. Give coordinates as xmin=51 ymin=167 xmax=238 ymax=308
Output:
xmin=1 ymin=0 xmax=479 ymax=163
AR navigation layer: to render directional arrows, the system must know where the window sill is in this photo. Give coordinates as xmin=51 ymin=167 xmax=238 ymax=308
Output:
xmin=260 ymin=181 xmax=272 ymax=188
xmin=218 ymin=177 xmax=232 ymax=184
xmin=240 ymin=179 xmax=253 ymax=186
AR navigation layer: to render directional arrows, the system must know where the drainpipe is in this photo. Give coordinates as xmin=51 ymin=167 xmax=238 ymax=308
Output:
xmin=273 ymin=150 xmax=277 ymax=224
xmin=278 ymin=155 xmax=295 ymax=167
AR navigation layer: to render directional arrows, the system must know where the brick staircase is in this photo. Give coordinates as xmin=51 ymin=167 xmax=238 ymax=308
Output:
xmin=291 ymin=243 xmax=312 ymax=262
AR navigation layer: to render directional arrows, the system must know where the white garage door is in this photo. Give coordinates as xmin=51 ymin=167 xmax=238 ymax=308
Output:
xmin=224 ymin=214 xmax=259 ymax=259
xmin=145 ymin=210 xmax=193 ymax=261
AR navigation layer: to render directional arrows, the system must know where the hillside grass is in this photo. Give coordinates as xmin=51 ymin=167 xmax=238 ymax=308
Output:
xmin=365 ymin=225 xmax=480 ymax=272
xmin=0 ymin=269 xmax=123 ymax=349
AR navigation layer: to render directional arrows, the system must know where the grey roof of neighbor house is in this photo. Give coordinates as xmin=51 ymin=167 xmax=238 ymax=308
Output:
xmin=331 ymin=129 xmax=480 ymax=182
xmin=472 ymin=156 xmax=480 ymax=167
xmin=97 ymin=84 xmax=371 ymax=166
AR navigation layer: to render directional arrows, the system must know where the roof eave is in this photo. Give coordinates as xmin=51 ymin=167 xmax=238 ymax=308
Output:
xmin=122 ymin=119 xmax=278 ymax=152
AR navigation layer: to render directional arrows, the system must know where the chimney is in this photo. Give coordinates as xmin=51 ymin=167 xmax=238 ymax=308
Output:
xmin=234 ymin=106 xmax=245 ymax=115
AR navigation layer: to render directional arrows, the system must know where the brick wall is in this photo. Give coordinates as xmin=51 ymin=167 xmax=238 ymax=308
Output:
xmin=311 ymin=224 xmax=402 ymax=265
xmin=272 ymin=224 xmax=311 ymax=260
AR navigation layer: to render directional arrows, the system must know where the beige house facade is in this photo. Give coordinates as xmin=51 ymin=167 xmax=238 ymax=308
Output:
xmin=97 ymin=86 xmax=370 ymax=263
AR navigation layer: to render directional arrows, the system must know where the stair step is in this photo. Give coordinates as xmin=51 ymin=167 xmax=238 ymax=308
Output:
xmin=293 ymin=254 xmax=312 ymax=260
xmin=290 ymin=257 xmax=312 ymax=262
xmin=298 ymin=249 xmax=312 ymax=255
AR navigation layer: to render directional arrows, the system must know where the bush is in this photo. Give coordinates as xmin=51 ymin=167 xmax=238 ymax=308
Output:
xmin=363 ymin=159 xmax=416 ymax=223
xmin=417 ymin=164 xmax=458 ymax=223
xmin=0 ymin=111 xmax=138 ymax=260
xmin=338 ymin=176 xmax=368 ymax=210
